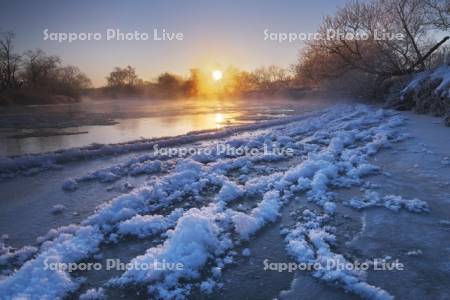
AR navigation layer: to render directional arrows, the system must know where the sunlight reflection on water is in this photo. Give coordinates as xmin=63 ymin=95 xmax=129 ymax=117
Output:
xmin=0 ymin=98 xmax=333 ymax=156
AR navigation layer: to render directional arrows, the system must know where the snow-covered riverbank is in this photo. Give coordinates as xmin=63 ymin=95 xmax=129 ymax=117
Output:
xmin=0 ymin=104 xmax=449 ymax=300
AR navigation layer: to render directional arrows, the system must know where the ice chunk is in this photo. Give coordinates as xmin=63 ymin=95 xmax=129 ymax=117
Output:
xmin=79 ymin=287 xmax=106 ymax=300
xmin=62 ymin=178 xmax=78 ymax=191
xmin=241 ymin=248 xmax=251 ymax=256
xmin=215 ymin=180 xmax=244 ymax=204
xmin=51 ymin=204 xmax=66 ymax=215
xmin=117 ymin=208 xmax=184 ymax=238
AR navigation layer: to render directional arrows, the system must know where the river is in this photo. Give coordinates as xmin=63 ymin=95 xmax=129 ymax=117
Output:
xmin=0 ymin=98 xmax=335 ymax=156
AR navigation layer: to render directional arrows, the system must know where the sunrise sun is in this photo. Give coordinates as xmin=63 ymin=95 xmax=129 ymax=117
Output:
xmin=212 ymin=70 xmax=223 ymax=81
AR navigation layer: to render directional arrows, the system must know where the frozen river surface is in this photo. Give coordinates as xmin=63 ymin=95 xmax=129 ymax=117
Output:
xmin=0 ymin=104 xmax=449 ymax=300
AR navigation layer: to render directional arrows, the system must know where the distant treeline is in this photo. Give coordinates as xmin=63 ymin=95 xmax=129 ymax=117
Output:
xmin=94 ymin=65 xmax=297 ymax=99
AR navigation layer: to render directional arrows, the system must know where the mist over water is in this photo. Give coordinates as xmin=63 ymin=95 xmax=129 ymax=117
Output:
xmin=0 ymin=97 xmax=337 ymax=156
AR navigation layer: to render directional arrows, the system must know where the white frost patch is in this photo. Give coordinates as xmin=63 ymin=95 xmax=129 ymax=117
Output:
xmin=117 ymin=208 xmax=184 ymax=238
xmin=84 ymin=187 xmax=155 ymax=226
xmin=401 ymin=64 xmax=450 ymax=99
xmin=199 ymin=278 xmax=216 ymax=294
xmin=64 ymin=158 xmax=162 ymax=188
xmin=0 ymin=243 xmax=37 ymax=269
xmin=346 ymin=190 xmax=429 ymax=213
xmin=215 ymin=180 xmax=244 ymax=204
xmin=36 ymin=224 xmax=80 ymax=244
xmin=110 ymin=205 xmax=231 ymax=299
xmin=129 ymin=160 xmax=162 ymax=176
xmin=406 ymin=249 xmax=422 ymax=256
xmin=79 ymin=287 xmax=106 ymax=300
xmin=85 ymin=159 xmax=209 ymax=227
xmin=0 ymin=226 xmax=103 ymax=299
xmin=241 ymin=248 xmax=251 ymax=257
xmin=51 ymin=204 xmax=66 ymax=214
xmin=231 ymin=190 xmax=281 ymax=239
xmin=285 ymin=210 xmax=393 ymax=300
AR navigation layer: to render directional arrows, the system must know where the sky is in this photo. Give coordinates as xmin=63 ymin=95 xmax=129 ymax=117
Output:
xmin=1 ymin=0 xmax=348 ymax=86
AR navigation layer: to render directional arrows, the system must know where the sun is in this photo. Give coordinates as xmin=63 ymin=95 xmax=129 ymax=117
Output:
xmin=215 ymin=113 xmax=224 ymax=123
xmin=212 ymin=70 xmax=223 ymax=81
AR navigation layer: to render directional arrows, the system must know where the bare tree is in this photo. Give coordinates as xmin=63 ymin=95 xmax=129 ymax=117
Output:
xmin=0 ymin=31 xmax=21 ymax=90
xmin=156 ymin=72 xmax=184 ymax=97
xmin=21 ymin=49 xmax=61 ymax=89
xmin=424 ymin=0 xmax=450 ymax=30
xmin=19 ymin=49 xmax=90 ymax=98
xmin=0 ymin=32 xmax=92 ymax=104
xmin=302 ymin=0 xmax=449 ymax=79
xmin=106 ymin=66 xmax=140 ymax=89
xmin=55 ymin=65 xmax=91 ymax=97
xmin=252 ymin=65 xmax=292 ymax=90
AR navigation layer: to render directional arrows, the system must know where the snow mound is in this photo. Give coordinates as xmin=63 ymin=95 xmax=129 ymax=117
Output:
xmin=231 ymin=190 xmax=281 ymax=239
xmin=401 ymin=65 xmax=450 ymax=99
xmin=0 ymin=226 xmax=103 ymax=299
xmin=285 ymin=210 xmax=393 ymax=300
xmin=111 ymin=205 xmax=231 ymax=299
xmin=215 ymin=180 xmax=244 ymax=204
xmin=117 ymin=208 xmax=184 ymax=238
xmin=393 ymin=64 xmax=450 ymax=124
